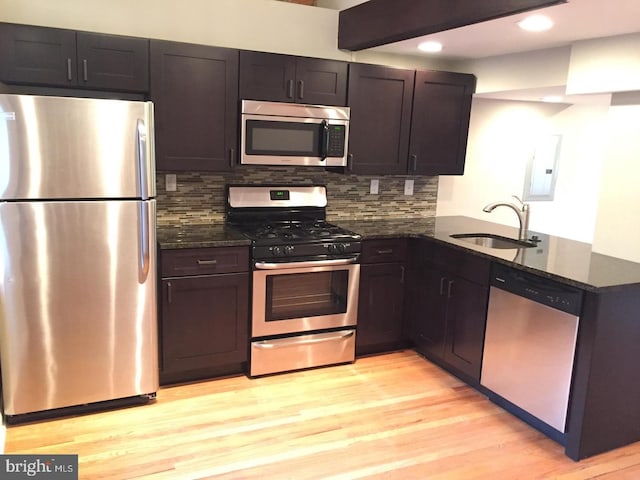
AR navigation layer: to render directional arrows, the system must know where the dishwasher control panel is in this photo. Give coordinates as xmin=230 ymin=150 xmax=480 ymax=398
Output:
xmin=491 ymin=263 xmax=583 ymax=316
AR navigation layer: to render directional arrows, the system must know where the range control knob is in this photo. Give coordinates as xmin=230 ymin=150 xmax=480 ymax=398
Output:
xmin=270 ymin=246 xmax=282 ymax=257
xmin=283 ymin=245 xmax=294 ymax=256
xmin=327 ymin=243 xmax=346 ymax=254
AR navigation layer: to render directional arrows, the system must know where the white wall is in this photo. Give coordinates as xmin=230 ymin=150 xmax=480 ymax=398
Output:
xmin=437 ymin=98 xmax=610 ymax=243
xmin=465 ymin=47 xmax=571 ymax=95
xmin=592 ymin=104 xmax=640 ymax=262
xmin=567 ymin=33 xmax=640 ymax=95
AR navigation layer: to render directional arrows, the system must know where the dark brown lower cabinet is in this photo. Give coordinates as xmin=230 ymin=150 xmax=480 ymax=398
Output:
xmin=406 ymin=239 xmax=489 ymax=384
xmin=159 ymin=247 xmax=249 ymax=385
xmin=357 ymin=263 xmax=406 ymax=355
xmin=356 ymin=239 xmax=407 ymax=355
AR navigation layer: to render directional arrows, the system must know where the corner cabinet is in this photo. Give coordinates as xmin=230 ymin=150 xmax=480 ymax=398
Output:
xmin=159 ymin=247 xmax=249 ymax=385
xmin=150 ymin=40 xmax=239 ymax=171
xmin=356 ymin=239 xmax=408 ymax=355
xmin=408 ymin=70 xmax=476 ymax=175
xmin=0 ymin=22 xmax=149 ymax=92
xmin=239 ymin=51 xmax=348 ymax=106
xmin=405 ymin=238 xmax=490 ymax=384
xmin=347 ymin=63 xmax=475 ymax=176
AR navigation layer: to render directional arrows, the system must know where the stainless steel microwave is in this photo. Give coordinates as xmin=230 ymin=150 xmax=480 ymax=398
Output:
xmin=240 ymin=100 xmax=350 ymax=167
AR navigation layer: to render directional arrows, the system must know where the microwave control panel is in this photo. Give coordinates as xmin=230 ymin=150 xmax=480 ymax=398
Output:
xmin=327 ymin=124 xmax=346 ymax=157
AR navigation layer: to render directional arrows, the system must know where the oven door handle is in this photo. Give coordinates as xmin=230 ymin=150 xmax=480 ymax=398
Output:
xmin=253 ymin=330 xmax=355 ymax=349
xmin=254 ymin=256 xmax=359 ymax=270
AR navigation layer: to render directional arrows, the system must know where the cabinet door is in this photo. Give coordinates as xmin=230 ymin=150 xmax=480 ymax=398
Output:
xmin=409 ymin=263 xmax=448 ymax=358
xmin=409 ymin=70 xmax=476 ymax=175
xmin=239 ymin=51 xmax=296 ymax=102
xmin=357 ymin=263 xmax=405 ymax=355
xmin=151 ymin=40 xmax=238 ymax=171
xmin=76 ymin=32 xmax=149 ymax=92
xmin=295 ymin=57 xmax=348 ymax=106
xmin=0 ymin=23 xmax=76 ymax=86
xmin=347 ymin=63 xmax=414 ymax=174
xmin=443 ymin=276 xmax=488 ymax=380
xmin=161 ymin=273 xmax=248 ymax=377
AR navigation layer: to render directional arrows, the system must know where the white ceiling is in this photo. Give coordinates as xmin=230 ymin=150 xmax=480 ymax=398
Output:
xmin=320 ymin=0 xmax=640 ymax=60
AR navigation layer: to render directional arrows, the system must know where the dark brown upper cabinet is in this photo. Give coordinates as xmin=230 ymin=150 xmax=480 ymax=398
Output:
xmin=346 ymin=63 xmax=415 ymax=175
xmin=0 ymin=23 xmax=149 ymax=92
xmin=239 ymin=51 xmax=348 ymax=106
xmin=347 ymin=63 xmax=475 ymax=176
xmin=408 ymin=70 xmax=476 ymax=175
xmin=150 ymin=40 xmax=239 ymax=172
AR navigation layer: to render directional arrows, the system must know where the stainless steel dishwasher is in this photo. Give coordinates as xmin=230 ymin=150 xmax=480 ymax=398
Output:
xmin=481 ymin=263 xmax=583 ymax=436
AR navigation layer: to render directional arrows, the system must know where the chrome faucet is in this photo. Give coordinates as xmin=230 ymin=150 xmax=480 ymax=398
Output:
xmin=483 ymin=195 xmax=530 ymax=241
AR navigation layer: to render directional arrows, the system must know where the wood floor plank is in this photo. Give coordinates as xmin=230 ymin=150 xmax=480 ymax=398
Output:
xmin=5 ymin=350 xmax=640 ymax=479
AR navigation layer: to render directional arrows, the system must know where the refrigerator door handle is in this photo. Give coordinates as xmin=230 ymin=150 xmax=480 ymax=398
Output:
xmin=138 ymin=202 xmax=150 ymax=282
xmin=137 ymin=119 xmax=150 ymax=200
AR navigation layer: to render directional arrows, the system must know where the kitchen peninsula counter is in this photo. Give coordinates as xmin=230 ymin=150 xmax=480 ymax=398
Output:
xmin=335 ymin=216 xmax=640 ymax=291
xmin=338 ymin=215 xmax=640 ymax=461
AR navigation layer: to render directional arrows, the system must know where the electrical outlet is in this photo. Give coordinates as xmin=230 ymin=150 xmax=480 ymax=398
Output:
xmin=165 ymin=174 xmax=177 ymax=192
xmin=404 ymin=179 xmax=414 ymax=196
xmin=370 ymin=178 xmax=379 ymax=195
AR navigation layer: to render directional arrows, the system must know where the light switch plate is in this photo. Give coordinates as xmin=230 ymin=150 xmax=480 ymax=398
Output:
xmin=404 ymin=179 xmax=414 ymax=196
xmin=165 ymin=174 xmax=177 ymax=192
xmin=370 ymin=178 xmax=379 ymax=195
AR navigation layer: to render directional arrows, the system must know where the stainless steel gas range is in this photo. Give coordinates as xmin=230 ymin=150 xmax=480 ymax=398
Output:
xmin=226 ymin=185 xmax=361 ymax=377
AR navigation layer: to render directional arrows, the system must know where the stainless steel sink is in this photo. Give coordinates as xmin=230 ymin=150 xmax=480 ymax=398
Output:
xmin=450 ymin=233 xmax=537 ymax=249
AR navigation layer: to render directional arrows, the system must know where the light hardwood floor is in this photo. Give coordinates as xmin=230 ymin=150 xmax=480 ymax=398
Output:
xmin=5 ymin=350 xmax=640 ymax=479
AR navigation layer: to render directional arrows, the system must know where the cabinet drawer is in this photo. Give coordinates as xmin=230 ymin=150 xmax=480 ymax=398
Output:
xmin=420 ymin=239 xmax=490 ymax=286
xmin=360 ymin=238 xmax=407 ymax=264
xmin=161 ymin=247 xmax=249 ymax=277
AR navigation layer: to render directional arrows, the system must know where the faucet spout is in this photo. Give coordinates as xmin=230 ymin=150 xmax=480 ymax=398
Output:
xmin=482 ymin=198 xmax=530 ymax=241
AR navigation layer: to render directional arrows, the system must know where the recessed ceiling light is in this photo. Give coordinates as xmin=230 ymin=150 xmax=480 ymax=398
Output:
xmin=541 ymin=95 xmax=563 ymax=103
xmin=518 ymin=15 xmax=554 ymax=32
xmin=418 ymin=41 xmax=443 ymax=53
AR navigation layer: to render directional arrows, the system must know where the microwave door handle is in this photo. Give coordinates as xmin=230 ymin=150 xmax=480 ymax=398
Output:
xmin=321 ymin=120 xmax=329 ymax=161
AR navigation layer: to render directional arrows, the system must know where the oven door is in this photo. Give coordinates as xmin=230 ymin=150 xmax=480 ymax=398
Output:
xmin=252 ymin=257 xmax=360 ymax=338
xmin=241 ymin=114 xmax=348 ymax=167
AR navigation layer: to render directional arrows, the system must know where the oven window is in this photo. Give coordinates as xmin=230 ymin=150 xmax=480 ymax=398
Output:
xmin=246 ymin=120 xmax=321 ymax=156
xmin=265 ymin=270 xmax=348 ymax=321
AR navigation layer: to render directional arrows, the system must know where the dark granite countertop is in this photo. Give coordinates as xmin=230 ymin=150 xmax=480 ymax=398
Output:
xmin=335 ymin=216 xmax=640 ymax=291
xmin=157 ymin=224 xmax=250 ymax=249
xmin=156 ymin=217 xmax=640 ymax=291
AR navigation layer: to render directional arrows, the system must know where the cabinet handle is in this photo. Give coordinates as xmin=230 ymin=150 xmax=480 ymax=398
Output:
xmin=197 ymin=259 xmax=218 ymax=265
xmin=376 ymin=249 xmax=393 ymax=255
xmin=347 ymin=153 xmax=354 ymax=172
xmin=229 ymin=148 xmax=235 ymax=167
xmin=287 ymin=79 xmax=294 ymax=99
xmin=447 ymin=280 xmax=454 ymax=299
xmin=400 ymin=265 xmax=405 ymax=284
xmin=82 ymin=59 xmax=88 ymax=82
xmin=411 ymin=154 xmax=418 ymax=172
xmin=298 ymin=80 xmax=304 ymax=100
xmin=167 ymin=281 xmax=173 ymax=304
xmin=439 ymin=277 xmax=446 ymax=296
xmin=66 ymin=58 xmax=73 ymax=81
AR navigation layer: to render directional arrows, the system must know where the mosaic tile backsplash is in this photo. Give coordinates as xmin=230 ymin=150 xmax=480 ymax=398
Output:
xmin=155 ymin=167 xmax=439 ymax=226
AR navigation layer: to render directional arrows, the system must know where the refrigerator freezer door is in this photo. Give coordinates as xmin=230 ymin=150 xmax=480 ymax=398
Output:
xmin=0 ymin=94 xmax=155 ymax=200
xmin=0 ymin=200 xmax=158 ymax=415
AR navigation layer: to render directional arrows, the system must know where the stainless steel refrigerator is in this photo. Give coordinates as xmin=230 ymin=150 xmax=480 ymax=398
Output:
xmin=0 ymin=94 xmax=158 ymax=421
